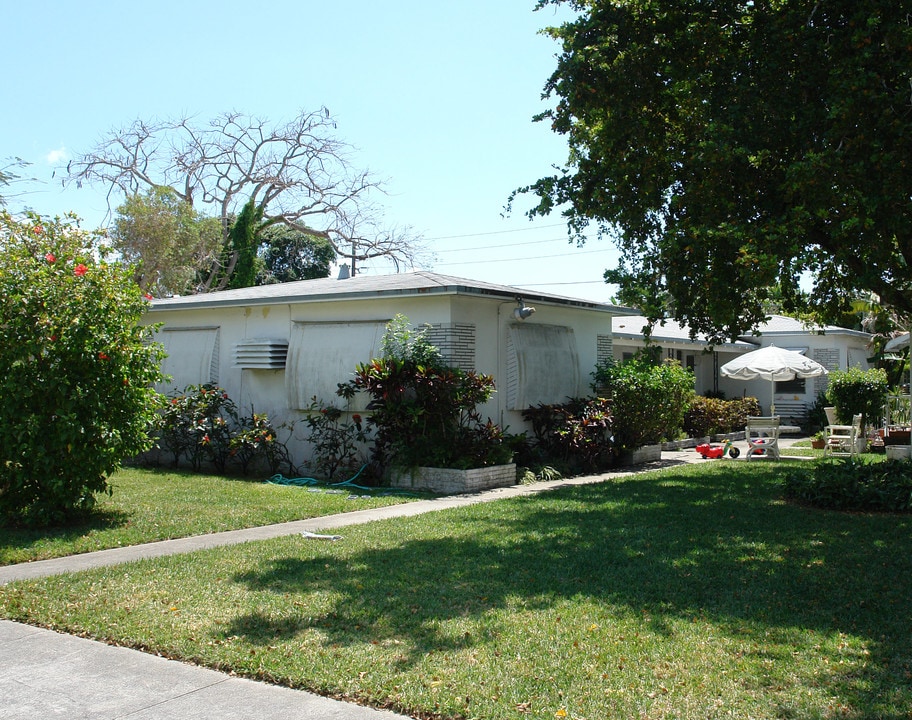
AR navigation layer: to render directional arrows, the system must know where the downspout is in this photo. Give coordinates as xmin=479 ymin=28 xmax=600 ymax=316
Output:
xmin=496 ymin=300 xmax=517 ymax=429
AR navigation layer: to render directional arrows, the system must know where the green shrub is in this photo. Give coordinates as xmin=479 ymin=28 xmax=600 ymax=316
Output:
xmin=156 ymin=384 xmax=295 ymax=475
xmin=826 ymin=366 xmax=889 ymax=428
xmin=684 ymin=396 xmax=763 ymax=437
xmin=592 ymin=357 xmax=695 ymax=449
xmin=520 ymin=397 xmax=616 ymax=473
xmin=682 ymin=396 xmax=720 ymax=437
xmin=338 ymin=316 xmax=511 ymax=473
xmin=721 ymin=396 xmax=762 ymax=432
xmin=0 ymin=211 xmax=166 ymax=527
xmin=783 ymin=458 xmax=912 ymax=512
xmin=302 ymin=398 xmax=369 ymax=480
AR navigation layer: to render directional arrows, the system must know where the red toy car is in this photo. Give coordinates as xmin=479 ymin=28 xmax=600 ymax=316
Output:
xmin=696 ymin=439 xmax=741 ymax=459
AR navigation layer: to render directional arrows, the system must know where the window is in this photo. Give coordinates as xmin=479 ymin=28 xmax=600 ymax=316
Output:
xmin=157 ymin=326 xmax=220 ymax=392
xmin=775 ymin=378 xmax=806 ymax=394
xmin=506 ymin=324 xmax=580 ymax=410
xmin=285 ymin=321 xmax=386 ymax=410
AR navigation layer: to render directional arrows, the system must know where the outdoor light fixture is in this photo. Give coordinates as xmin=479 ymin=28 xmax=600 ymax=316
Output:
xmin=513 ymin=297 xmax=536 ymax=321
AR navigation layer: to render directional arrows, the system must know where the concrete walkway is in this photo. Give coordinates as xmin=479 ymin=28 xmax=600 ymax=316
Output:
xmin=0 ymin=439 xmax=806 ymax=719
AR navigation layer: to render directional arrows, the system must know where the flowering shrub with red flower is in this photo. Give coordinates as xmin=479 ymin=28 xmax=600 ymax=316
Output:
xmin=0 ymin=210 xmax=167 ymax=527
xmin=302 ymin=397 xmax=370 ymax=480
xmin=337 ymin=314 xmax=512 ymax=473
xmin=155 ymin=384 xmax=296 ymax=476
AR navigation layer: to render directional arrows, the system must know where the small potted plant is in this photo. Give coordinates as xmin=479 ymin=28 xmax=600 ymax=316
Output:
xmin=811 ymin=431 xmax=826 ymax=450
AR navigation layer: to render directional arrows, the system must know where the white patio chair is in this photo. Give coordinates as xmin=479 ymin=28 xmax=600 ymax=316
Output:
xmin=746 ymin=416 xmax=781 ymax=460
xmin=824 ymin=413 xmax=863 ymax=457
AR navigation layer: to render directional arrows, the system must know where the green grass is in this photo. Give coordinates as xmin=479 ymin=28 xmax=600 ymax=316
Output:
xmin=0 ymin=467 xmax=422 ymax=566
xmin=2 ymin=461 xmax=910 ymax=719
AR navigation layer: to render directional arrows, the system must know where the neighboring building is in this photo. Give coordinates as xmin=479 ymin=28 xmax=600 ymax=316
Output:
xmin=731 ymin=315 xmax=872 ymax=421
xmin=147 ymin=271 xmax=632 ymax=466
xmin=612 ymin=314 xmax=873 ymax=422
xmin=611 ymin=316 xmax=757 ymax=397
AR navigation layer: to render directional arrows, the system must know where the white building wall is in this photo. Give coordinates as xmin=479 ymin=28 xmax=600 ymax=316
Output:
xmin=147 ymin=292 xmax=616 ymax=469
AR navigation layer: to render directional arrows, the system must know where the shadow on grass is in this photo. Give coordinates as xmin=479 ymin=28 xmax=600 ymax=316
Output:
xmin=0 ymin=508 xmax=132 ymax=561
xmin=228 ymin=462 xmax=912 ymax=711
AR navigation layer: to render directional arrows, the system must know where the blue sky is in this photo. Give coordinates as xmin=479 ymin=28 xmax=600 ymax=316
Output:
xmin=3 ymin=1 xmax=620 ymax=302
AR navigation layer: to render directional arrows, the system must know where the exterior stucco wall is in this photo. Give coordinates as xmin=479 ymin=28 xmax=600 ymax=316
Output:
xmin=147 ymin=290 xmax=615 ymax=468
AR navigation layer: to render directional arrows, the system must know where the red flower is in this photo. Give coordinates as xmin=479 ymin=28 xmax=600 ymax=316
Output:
xmin=33 ymin=225 xmax=44 ymax=235
xmin=45 ymin=252 xmax=56 ymax=263
xmin=74 ymin=263 xmax=88 ymax=277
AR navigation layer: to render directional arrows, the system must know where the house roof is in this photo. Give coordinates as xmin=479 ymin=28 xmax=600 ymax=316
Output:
xmin=740 ymin=314 xmax=871 ymax=340
xmin=612 ymin=313 xmax=872 ymax=350
xmin=611 ymin=316 xmax=755 ymax=350
xmin=149 ymin=270 xmax=635 ymax=314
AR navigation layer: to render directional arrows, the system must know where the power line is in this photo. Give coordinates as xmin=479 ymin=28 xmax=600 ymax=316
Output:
xmin=424 ymin=222 xmax=566 ymax=241
xmin=435 ymin=246 xmax=612 ymax=267
xmin=519 ymin=280 xmax=608 ymax=287
xmin=433 ymin=236 xmax=576 ymax=253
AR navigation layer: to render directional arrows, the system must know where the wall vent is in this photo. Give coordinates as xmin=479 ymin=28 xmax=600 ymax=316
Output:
xmin=234 ymin=339 xmax=289 ymax=369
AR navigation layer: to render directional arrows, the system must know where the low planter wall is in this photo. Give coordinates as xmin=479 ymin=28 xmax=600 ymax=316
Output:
xmin=886 ymin=445 xmax=911 ymax=461
xmin=390 ymin=464 xmax=517 ymax=495
xmin=616 ymin=444 xmax=662 ymax=466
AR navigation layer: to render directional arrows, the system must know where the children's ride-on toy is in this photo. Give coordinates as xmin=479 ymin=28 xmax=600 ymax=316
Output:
xmin=695 ymin=438 xmax=740 ymax=459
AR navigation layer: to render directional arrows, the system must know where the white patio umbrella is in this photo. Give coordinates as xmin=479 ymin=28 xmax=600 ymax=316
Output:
xmin=720 ymin=344 xmax=828 ymax=416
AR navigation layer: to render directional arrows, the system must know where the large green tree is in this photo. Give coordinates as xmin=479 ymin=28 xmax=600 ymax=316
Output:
xmin=257 ymin=224 xmax=335 ymax=284
xmin=111 ymin=187 xmax=221 ymax=297
xmin=516 ymin=0 xmax=912 ymax=342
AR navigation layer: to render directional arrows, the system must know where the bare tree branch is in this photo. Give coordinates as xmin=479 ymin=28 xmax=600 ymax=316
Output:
xmin=66 ymin=109 xmax=421 ymax=290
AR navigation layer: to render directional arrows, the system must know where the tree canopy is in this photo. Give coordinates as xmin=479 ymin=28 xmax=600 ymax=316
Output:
xmin=67 ymin=109 xmax=423 ymax=291
xmin=517 ymin=0 xmax=912 ymax=342
xmin=111 ymin=187 xmax=222 ymax=296
xmin=257 ymin=224 xmax=335 ymax=284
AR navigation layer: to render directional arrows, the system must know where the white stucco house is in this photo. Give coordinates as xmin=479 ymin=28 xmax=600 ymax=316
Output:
xmin=612 ymin=314 xmax=873 ymax=422
xmin=146 ymin=271 xmax=632 ymax=465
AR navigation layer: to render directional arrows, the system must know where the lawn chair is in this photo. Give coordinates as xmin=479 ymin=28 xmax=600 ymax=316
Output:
xmin=824 ymin=413 xmax=863 ymax=457
xmin=746 ymin=416 xmax=781 ymax=460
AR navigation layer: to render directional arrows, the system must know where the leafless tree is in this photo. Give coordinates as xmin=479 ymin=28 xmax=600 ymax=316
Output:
xmin=0 ymin=157 xmax=35 ymax=209
xmin=66 ymin=109 xmax=424 ymax=289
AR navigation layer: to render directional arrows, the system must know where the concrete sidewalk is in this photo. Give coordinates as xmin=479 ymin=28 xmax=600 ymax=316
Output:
xmin=0 ymin=620 xmax=410 ymax=719
xmin=0 ymin=441 xmax=805 ymax=719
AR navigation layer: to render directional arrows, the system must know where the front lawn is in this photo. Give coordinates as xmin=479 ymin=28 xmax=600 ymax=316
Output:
xmin=2 ymin=462 xmax=910 ymax=719
xmin=0 ymin=467 xmax=422 ymax=566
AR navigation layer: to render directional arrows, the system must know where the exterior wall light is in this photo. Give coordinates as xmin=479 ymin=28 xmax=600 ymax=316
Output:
xmin=513 ymin=297 xmax=536 ymax=321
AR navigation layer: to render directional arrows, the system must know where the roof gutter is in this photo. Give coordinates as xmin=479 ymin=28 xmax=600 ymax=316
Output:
xmin=148 ymin=283 xmax=629 ymax=314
